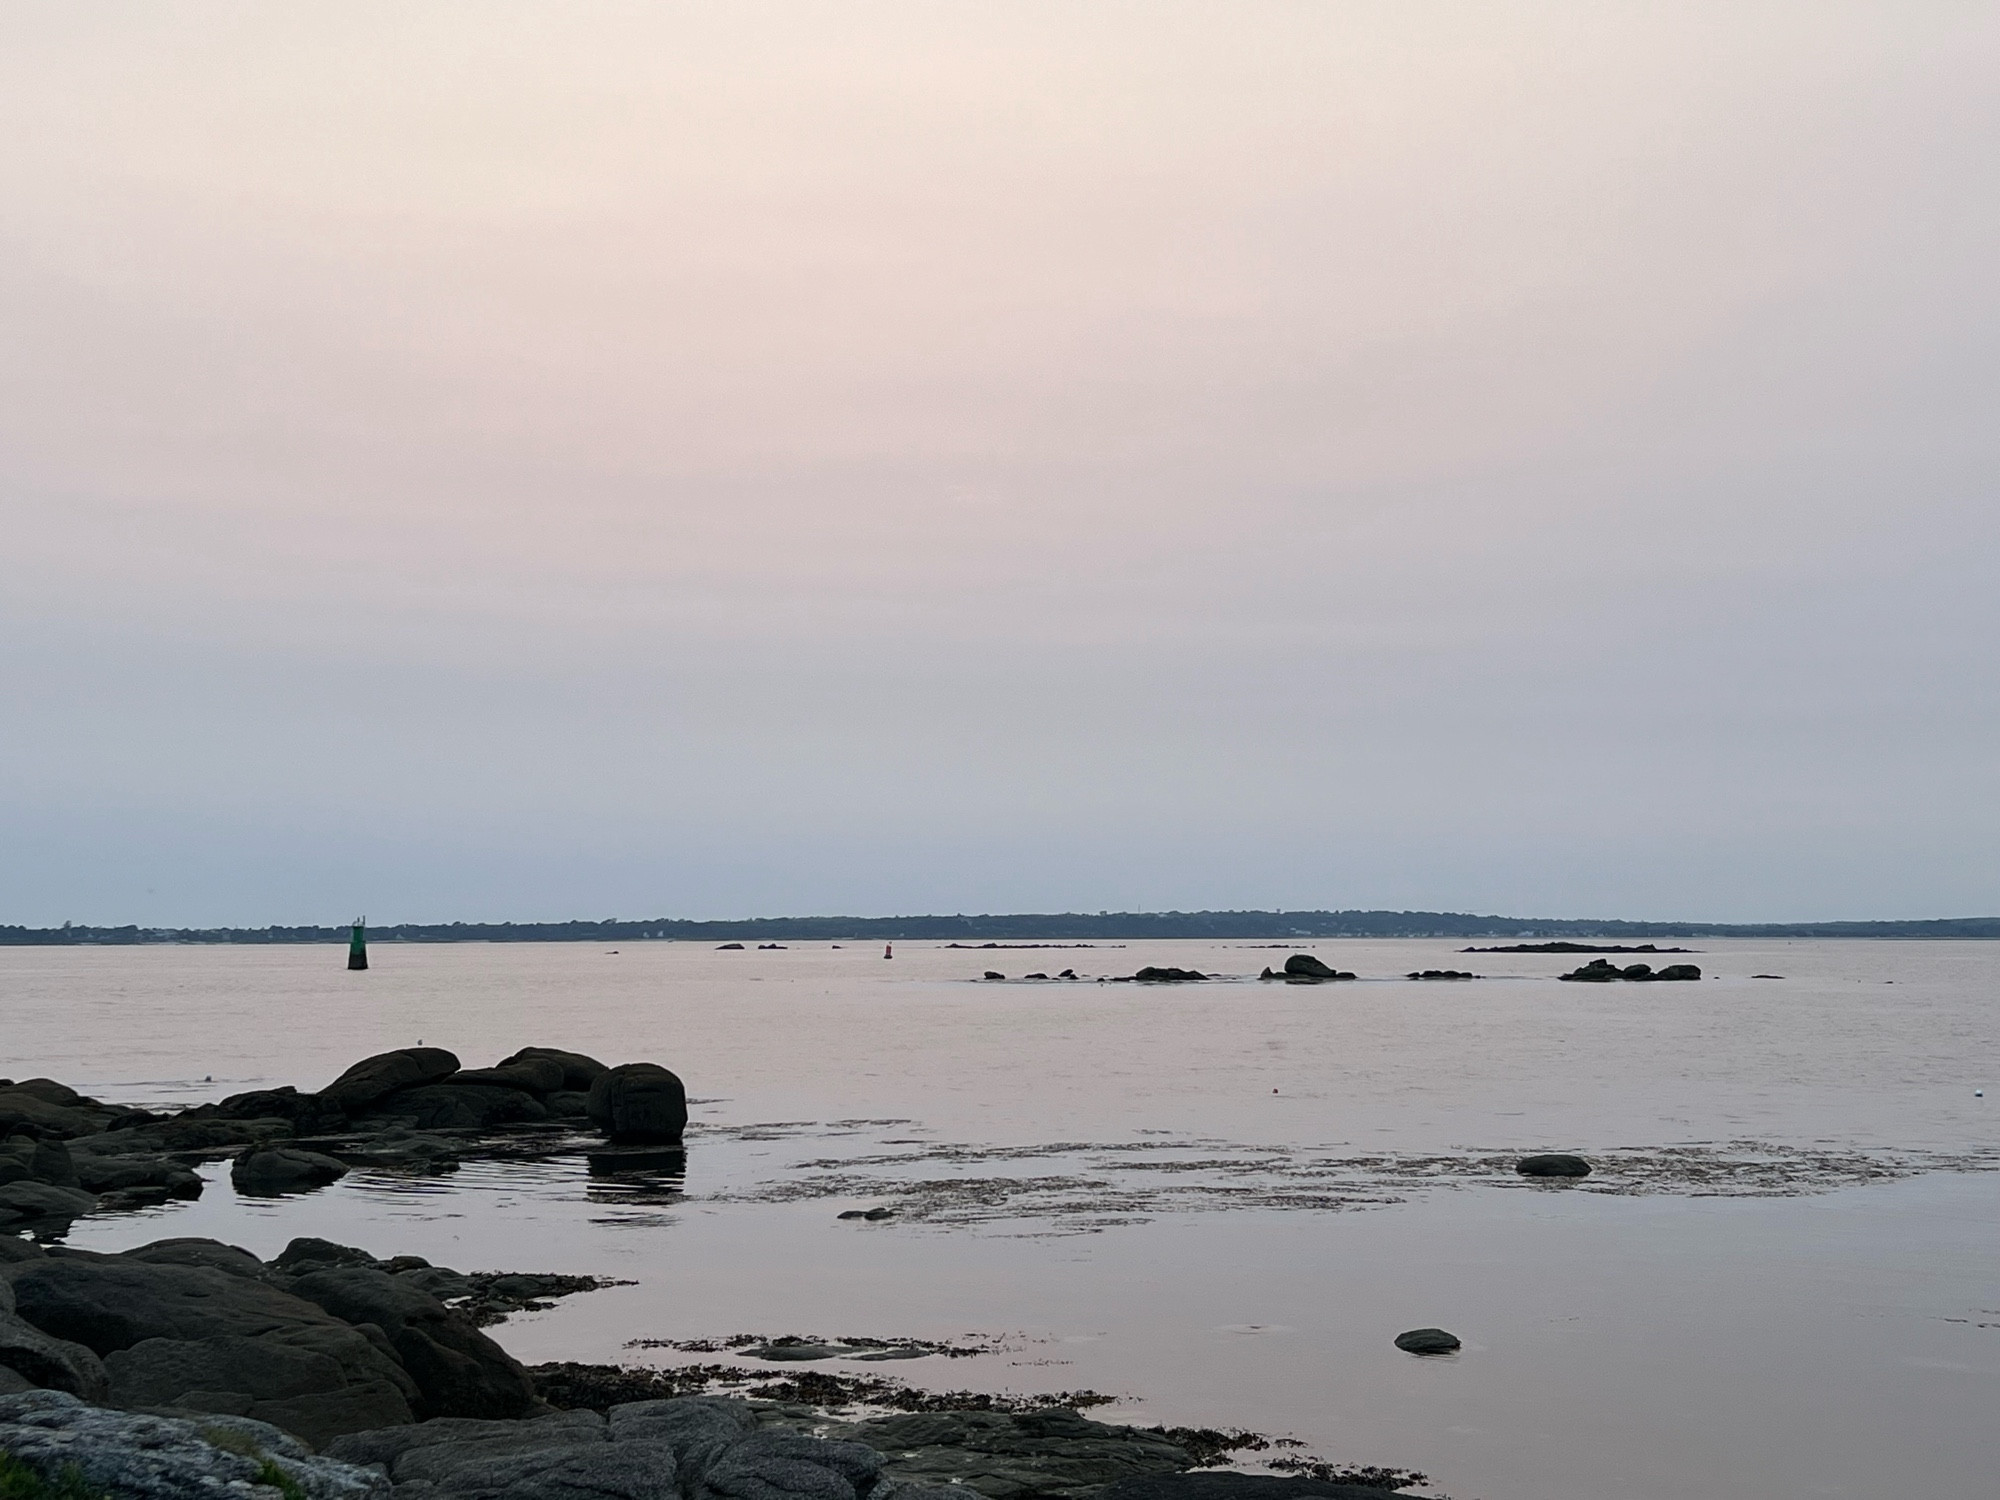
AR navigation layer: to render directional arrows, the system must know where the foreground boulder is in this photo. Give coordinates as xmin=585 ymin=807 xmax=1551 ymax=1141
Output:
xmin=0 ymin=1389 xmax=388 ymax=1500
xmin=587 ymin=1065 xmax=688 ymax=1145
xmin=0 ymin=1181 xmax=97 ymax=1228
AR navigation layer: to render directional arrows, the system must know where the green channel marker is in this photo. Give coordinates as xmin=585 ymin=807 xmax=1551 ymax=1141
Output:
xmin=348 ymin=917 xmax=368 ymax=971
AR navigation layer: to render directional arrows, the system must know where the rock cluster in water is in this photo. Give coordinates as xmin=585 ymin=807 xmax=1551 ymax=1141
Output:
xmin=1557 ymin=959 xmax=1701 ymax=983
xmin=1257 ymin=955 xmax=1355 ymax=983
xmin=0 ymin=1047 xmax=685 ymax=1236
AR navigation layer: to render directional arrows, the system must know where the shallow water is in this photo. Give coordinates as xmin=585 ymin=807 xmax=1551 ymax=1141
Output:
xmin=4 ymin=938 xmax=1998 ymax=1499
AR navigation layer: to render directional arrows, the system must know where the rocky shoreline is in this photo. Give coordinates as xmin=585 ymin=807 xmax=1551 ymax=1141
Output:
xmin=2 ymin=1049 xmax=1437 ymax=1500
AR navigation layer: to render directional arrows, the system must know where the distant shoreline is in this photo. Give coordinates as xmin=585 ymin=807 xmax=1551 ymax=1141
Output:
xmin=5 ymin=909 xmax=1998 ymax=946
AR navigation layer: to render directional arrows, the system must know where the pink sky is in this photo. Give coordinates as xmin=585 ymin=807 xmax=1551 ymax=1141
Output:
xmin=2 ymin=2 xmax=1996 ymax=924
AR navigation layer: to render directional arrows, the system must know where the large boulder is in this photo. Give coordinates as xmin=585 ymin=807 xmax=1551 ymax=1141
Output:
xmin=0 ymin=1389 xmax=389 ymax=1500
xmin=321 ymin=1049 xmax=462 ymax=1112
xmin=0 ymin=1089 xmax=113 ymax=1140
xmin=586 ymin=1065 xmax=688 ymax=1145
xmin=232 ymin=1148 xmax=350 ymax=1194
xmin=76 ymin=1155 xmax=203 ymax=1197
xmin=283 ymin=1266 xmax=539 ymax=1420
xmin=697 ymin=1429 xmax=883 ymax=1500
xmin=1516 ymin=1153 xmax=1592 ymax=1178
xmin=500 ymin=1048 xmax=609 ymax=1090
xmin=849 ymin=1409 xmax=1192 ymax=1500
xmin=122 ymin=1238 xmax=268 ymax=1279
xmin=328 ymin=1410 xmax=606 ymax=1471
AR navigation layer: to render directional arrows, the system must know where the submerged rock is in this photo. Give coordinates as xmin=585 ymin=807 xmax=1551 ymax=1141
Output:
xmin=1100 ymin=1476 xmax=1395 ymax=1500
xmin=1127 ymin=967 xmax=1209 ymax=983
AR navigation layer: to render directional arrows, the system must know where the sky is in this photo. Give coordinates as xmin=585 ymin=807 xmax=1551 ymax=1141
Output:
xmin=2 ymin=1 xmax=1996 ymax=928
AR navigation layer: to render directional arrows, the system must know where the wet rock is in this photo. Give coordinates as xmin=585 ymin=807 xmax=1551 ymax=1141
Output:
xmin=835 ymin=1207 xmax=896 ymax=1222
xmin=1128 ymin=968 xmax=1208 ymax=983
xmin=106 ymin=1333 xmax=417 ymax=1445
xmin=321 ymin=1048 xmax=463 ymax=1112
xmin=851 ymin=1408 xmax=1192 ymax=1500
xmin=1406 ymin=970 xmax=1476 ymax=981
xmin=0 ymin=1389 xmax=389 ymax=1500
xmin=1559 ymin=959 xmax=1701 ymax=983
xmin=1283 ymin=954 xmax=1336 ymax=979
xmin=232 ymin=1147 xmax=350 ymax=1194
xmin=209 ymin=1086 xmax=351 ymax=1134
xmin=1392 ymin=1327 xmax=1460 ymax=1355
xmin=984 ymin=972 xmax=1006 ymax=981
xmin=587 ymin=1064 xmax=689 ymax=1145
xmin=1558 ymin=958 xmax=1621 ymax=983
xmin=1516 ymin=1153 xmax=1592 ymax=1178
xmin=1655 ymin=963 xmax=1702 ymax=981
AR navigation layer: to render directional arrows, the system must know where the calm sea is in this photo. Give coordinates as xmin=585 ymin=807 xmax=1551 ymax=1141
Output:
xmin=4 ymin=938 xmax=1996 ymax=1500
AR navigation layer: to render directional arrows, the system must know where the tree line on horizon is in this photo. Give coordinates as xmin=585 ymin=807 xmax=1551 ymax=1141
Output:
xmin=3 ymin=910 xmax=1997 ymax=945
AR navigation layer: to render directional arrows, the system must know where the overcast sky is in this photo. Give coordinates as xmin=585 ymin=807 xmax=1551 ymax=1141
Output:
xmin=2 ymin=2 xmax=1996 ymax=927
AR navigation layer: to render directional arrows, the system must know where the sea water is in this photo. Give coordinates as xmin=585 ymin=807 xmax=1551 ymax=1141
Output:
xmin=3 ymin=938 xmax=1996 ymax=1500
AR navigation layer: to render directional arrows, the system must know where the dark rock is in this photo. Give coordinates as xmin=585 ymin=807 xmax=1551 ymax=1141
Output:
xmin=699 ymin=1428 xmax=883 ymax=1500
xmin=76 ymin=1155 xmax=203 ymax=1197
xmin=321 ymin=1049 xmax=463 ymax=1112
xmin=1558 ymin=959 xmax=1622 ymax=982
xmin=106 ymin=1333 xmax=417 ymax=1444
xmin=1283 ymin=954 xmax=1336 ymax=978
xmin=1392 ymin=1327 xmax=1460 ymax=1354
xmin=1100 ymin=1476 xmax=1399 ymax=1500
xmin=545 ymin=1090 xmax=592 ymax=1118
xmin=121 ymin=1238 xmax=266 ymax=1279
xmin=1406 ymin=970 xmax=1476 ymax=980
xmin=0 ymin=1091 xmax=113 ymax=1140
xmin=498 ymin=1048 xmax=609 ymax=1090
xmin=232 ymin=1148 xmax=349 ymax=1194
xmin=0 ymin=1390 xmax=390 ymax=1500
xmin=0 ymin=1237 xmax=45 ymax=1264
xmin=285 ymin=1266 xmax=539 ymax=1420
xmin=0 ymin=1309 xmax=109 ymax=1398
xmin=717 ymin=943 xmax=745 ymax=950
xmin=851 ymin=1408 xmax=1191 ymax=1500
xmin=273 ymin=1237 xmax=379 ymax=1273
xmin=327 ymin=1409 xmax=606 ymax=1470
xmin=5 ymin=1082 xmax=81 ymax=1108
xmin=1516 ymin=1153 xmax=1592 ymax=1178
xmin=1655 ymin=963 xmax=1702 ymax=981
xmin=1130 ymin=967 xmax=1208 ymax=983
xmin=0 ymin=1181 xmax=97 ymax=1226
xmin=378 ymin=1084 xmax=550 ymax=1131
xmin=983 ymin=972 xmax=1006 ymax=981
xmin=606 ymin=1397 xmax=756 ymax=1486
xmin=213 ymin=1086 xmax=350 ymax=1134
xmin=446 ymin=1061 xmax=566 ymax=1094
xmin=587 ymin=1064 xmax=688 ymax=1145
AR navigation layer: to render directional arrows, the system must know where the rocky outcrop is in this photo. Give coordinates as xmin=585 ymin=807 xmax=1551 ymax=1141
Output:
xmin=1258 ymin=956 xmax=1355 ymax=982
xmin=586 ymin=1065 xmax=688 ymax=1145
xmin=498 ymin=1048 xmax=609 ymax=1090
xmin=1124 ymin=968 xmax=1209 ymax=983
xmin=0 ymin=1181 xmax=97 ymax=1229
xmin=0 ymin=1389 xmax=390 ymax=1500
